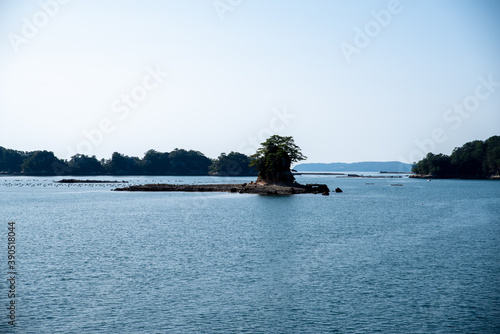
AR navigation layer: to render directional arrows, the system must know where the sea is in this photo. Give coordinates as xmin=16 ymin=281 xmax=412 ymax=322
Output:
xmin=0 ymin=174 xmax=499 ymax=333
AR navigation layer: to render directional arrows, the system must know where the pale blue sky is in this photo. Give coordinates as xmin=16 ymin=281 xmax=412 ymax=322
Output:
xmin=1 ymin=0 xmax=499 ymax=163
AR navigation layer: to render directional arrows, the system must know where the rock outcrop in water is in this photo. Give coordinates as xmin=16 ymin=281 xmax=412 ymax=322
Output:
xmin=114 ymin=182 xmax=330 ymax=195
xmin=251 ymin=135 xmax=302 ymax=186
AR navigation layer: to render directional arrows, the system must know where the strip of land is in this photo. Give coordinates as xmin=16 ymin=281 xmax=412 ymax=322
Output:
xmin=113 ymin=182 xmax=331 ymax=195
xmin=292 ymin=172 xmax=345 ymax=176
xmin=56 ymin=179 xmax=129 ymax=183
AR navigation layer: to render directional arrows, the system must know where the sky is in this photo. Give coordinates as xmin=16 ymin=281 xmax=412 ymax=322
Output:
xmin=0 ymin=0 xmax=499 ymax=164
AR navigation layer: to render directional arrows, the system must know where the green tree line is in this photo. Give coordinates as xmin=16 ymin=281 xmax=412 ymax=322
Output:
xmin=412 ymin=135 xmax=500 ymax=178
xmin=0 ymin=146 xmax=257 ymax=176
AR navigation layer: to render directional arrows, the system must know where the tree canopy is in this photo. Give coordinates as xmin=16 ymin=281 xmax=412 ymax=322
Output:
xmin=68 ymin=154 xmax=103 ymax=175
xmin=251 ymin=135 xmax=306 ymax=165
xmin=250 ymin=135 xmax=306 ymax=185
xmin=168 ymin=149 xmax=212 ymax=175
xmin=209 ymin=151 xmax=257 ymax=176
xmin=0 ymin=145 xmax=255 ymax=176
xmin=412 ymin=135 xmax=500 ymax=178
xmin=0 ymin=147 xmax=25 ymax=174
xmin=141 ymin=149 xmax=170 ymax=175
xmin=20 ymin=150 xmax=66 ymax=176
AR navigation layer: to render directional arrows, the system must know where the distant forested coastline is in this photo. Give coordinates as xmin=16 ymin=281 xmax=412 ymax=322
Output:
xmin=411 ymin=135 xmax=500 ymax=179
xmin=0 ymin=146 xmax=257 ymax=177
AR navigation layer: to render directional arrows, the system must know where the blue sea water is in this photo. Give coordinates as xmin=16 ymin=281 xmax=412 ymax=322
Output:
xmin=0 ymin=175 xmax=499 ymax=333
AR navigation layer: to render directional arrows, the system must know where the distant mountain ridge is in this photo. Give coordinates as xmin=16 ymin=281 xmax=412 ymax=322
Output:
xmin=294 ymin=161 xmax=412 ymax=172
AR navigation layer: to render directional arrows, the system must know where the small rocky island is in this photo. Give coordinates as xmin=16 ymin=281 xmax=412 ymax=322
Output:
xmin=114 ymin=182 xmax=329 ymax=195
xmin=114 ymin=136 xmax=331 ymax=195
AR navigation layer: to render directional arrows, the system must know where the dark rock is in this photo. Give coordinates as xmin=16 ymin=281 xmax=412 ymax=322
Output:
xmin=57 ymin=179 xmax=128 ymax=184
xmin=114 ymin=182 xmax=330 ymax=195
xmin=305 ymin=184 xmax=330 ymax=193
xmin=322 ymin=191 xmax=329 ymax=196
xmin=335 ymin=187 xmax=343 ymax=193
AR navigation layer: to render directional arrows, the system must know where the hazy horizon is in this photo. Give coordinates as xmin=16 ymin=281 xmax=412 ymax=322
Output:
xmin=1 ymin=1 xmax=499 ymax=164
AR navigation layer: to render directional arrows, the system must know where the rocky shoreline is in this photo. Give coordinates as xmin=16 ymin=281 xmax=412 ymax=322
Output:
xmin=114 ymin=182 xmax=331 ymax=195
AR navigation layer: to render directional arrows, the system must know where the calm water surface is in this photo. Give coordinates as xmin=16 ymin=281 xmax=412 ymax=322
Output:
xmin=0 ymin=175 xmax=499 ymax=333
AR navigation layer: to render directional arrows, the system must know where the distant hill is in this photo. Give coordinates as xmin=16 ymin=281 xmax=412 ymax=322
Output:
xmin=294 ymin=161 xmax=412 ymax=172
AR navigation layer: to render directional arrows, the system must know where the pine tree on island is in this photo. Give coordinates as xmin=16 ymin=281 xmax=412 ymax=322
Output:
xmin=250 ymin=135 xmax=306 ymax=186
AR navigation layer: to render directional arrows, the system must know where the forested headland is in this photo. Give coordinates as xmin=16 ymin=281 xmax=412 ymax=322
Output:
xmin=411 ymin=135 xmax=500 ymax=179
xmin=0 ymin=146 xmax=257 ymax=176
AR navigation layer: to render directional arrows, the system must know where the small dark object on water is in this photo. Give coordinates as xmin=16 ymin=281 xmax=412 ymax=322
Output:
xmin=57 ymin=179 xmax=128 ymax=184
xmin=335 ymin=187 xmax=343 ymax=193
